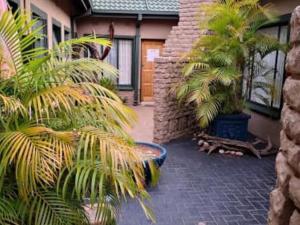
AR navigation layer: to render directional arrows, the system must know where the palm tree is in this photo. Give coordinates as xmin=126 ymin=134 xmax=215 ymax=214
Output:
xmin=0 ymin=6 xmax=154 ymax=225
xmin=176 ymin=0 xmax=286 ymax=127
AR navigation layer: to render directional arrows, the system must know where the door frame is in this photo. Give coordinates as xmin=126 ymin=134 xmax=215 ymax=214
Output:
xmin=140 ymin=39 xmax=165 ymax=102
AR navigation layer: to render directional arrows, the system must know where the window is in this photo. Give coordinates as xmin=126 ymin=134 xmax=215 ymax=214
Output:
xmin=102 ymin=38 xmax=133 ymax=88
xmin=31 ymin=5 xmax=48 ymax=49
xmin=7 ymin=0 xmax=19 ymax=13
xmin=52 ymin=20 xmax=62 ymax=46
xmin=64 ymin=27 xmax=71 ymax=41
xmin=243 ymin=19 xmax=290 ymax=118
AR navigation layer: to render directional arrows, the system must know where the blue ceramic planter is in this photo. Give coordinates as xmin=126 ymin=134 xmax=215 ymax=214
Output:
xmin=136 ymin=142 xmax=167 ymax=185
xmin=210 ymin=113 xmax=251 ymax=141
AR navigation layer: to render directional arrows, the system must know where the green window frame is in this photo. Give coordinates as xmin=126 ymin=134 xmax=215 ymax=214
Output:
xmin=31 ymin=4 xmax=48 ymax=49
xmin=243 ymin=14 xmax=291 ymax=119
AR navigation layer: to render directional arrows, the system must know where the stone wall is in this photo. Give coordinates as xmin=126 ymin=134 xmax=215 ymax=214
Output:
xmin=153 ymin=58 xmax=197 ymax=143
xmin=268 ymin=6 xmax=300 ymax=225
xmin=153 ymin=0 xmax=213 ymax=144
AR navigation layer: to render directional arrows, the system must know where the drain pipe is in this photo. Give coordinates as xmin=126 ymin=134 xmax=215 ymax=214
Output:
xmin=133 ymin=14 xmax=142 ymax=106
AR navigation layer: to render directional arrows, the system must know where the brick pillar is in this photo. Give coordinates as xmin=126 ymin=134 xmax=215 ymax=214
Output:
xmin=153 ymin=0 xmax=214 ymax=144
xmin=268 ymin=6 xmax=300 ymax=225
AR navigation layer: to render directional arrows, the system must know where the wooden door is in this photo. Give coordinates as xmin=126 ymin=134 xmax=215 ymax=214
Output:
xmin=141 ymin=40 xmax=165 ymax=102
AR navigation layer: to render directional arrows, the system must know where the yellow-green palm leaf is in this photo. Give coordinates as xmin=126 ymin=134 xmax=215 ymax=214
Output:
xmin=0 ymin=126 xmax=75 ymax=196
xmin=0 ymin=8 xmax=153 ymax=225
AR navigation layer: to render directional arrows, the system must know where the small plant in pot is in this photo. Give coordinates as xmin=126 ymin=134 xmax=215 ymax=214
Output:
xmin=176 ymin=0 xmax=287 ymax=141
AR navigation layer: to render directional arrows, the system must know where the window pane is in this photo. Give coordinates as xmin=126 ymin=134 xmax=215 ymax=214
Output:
xmin=32 ymin=14 xmax=47 ymax=49
xmin=106 ymin=40 xmax=118 ymax=68
xmin=250 ymin=26 xmax=279 ymax=106
xmin=242 ymin=57 xmax=253 ymax=99
xmin=53 ymin=24 xmax=61 ymax=46
xmin=118 ymin=40 xmax=132 ymax=85
xmin=273 ymin=25 xmax=288 ymax=109
xmin=102 ymin=40 xmax=118 ymax=81
xmin=64 ymin=30 xmax=71 ymax=41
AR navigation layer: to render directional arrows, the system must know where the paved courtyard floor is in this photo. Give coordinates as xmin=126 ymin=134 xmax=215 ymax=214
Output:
xmin=128 ymin=105 xmax=154 ymax=142
xmin=118 ymin=138 xmax=276 ymax=225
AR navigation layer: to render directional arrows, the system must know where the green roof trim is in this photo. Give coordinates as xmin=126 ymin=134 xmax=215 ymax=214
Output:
xmin=90 ymin=0 xmax=179 ymax=15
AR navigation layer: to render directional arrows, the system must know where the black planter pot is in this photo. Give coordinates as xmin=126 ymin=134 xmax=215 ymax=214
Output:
xmin=210 ymin=113 xmax=251 ymax=141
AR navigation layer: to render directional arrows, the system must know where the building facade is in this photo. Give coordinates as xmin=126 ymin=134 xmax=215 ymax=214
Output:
xmin=75 ymin=0 xmax=179 ymax=105
xmin=7 ymin=0 xmax=179 ymax=105
xmin=6 ymin=0 xmax=300 ymax=147
xmin=7 ymin=0 xmax=85 ymax=48
xmin=151 ymin=0 xmax=300 ymax=145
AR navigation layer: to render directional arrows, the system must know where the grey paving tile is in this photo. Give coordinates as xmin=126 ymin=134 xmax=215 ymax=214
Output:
xmin=118 ymin=138 xmax=275 ymax=225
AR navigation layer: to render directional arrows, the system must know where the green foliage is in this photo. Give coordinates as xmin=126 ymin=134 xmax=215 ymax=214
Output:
xmin=99 ymin=77 xmax=118 ymax=94
xmin=176 ymin=0 xmax=286 ymax=127
xmin=0 ymin=9 xmax=156 ymax=225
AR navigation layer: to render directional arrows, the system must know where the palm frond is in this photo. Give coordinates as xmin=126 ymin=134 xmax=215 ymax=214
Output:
xmin=77 ymin=127 xmax=142 ymax=173
xmin=196 ymin=97 xmax=221 ymax=127
xmin=26 ymin=84 xmax=93 ymax=122
xmin=52 ymin=36 xmax=111 ymax=57
xmin=0 ymin=126 xmax=75 ymax=196
xmin=254 ymin=33 xmax=287 ymax=58
xmin=177 ymin=0 xmax=284 ymax=127
xmin=187 ymin=83 xmax=211 ymax=105
xmin=52 ymin=106 xmax=133 ymax=140
xmin=79 ymin=82 xmax=137 ymax=127
xmin=183 ymin=62 xmax=209 ymax=76
xmin=0 ymin=8 xmax=154 ymax=224
xmin=0 ymin=10 xmax=23 ymax=79
xmin=60 ymin=158 xmax=154 ymax=224
xmin=93 ymin=195 xmax=119 ymax=225
xmin=0 ymin=197 xmax=19 ymax=225
xmin=214 ymin=67 xmax=241 ymax=85
xmin=27 ymin=191 xmax=88 ymax=225
xmin=0 ymin=93 xmax=26 ymax=116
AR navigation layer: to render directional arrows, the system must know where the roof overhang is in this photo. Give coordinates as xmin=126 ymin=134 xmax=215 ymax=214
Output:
xmin=90 ymin=10 xmax=179 ymax=20
xmin=80 ymin=0 xmax=92 ymax=10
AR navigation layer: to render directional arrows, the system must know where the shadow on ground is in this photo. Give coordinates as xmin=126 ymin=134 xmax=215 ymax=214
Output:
xmin=118 ymin=138 xmax=276 ymax=225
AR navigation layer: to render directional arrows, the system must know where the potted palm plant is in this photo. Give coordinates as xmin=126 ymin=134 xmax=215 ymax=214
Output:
xmin=0 ymin=3 xmax=156 ymax=225
xmin=176 ymin=0 xmax=286 ymax=141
